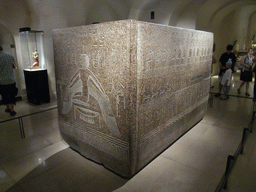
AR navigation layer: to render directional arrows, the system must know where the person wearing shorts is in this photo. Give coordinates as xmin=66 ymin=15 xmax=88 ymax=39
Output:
xmin=0 ymin=45 xmax=17 ymax=116
xmin=215 ymin=45 xmax=236 ymax=97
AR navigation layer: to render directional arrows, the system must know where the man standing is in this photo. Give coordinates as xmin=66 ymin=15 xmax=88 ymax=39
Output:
xmin=215 ymin=45 xmax=236 ymax=97
xmin=253 ymin=55 xmax=256 ymax=101
xmin=0 ymin=45 xmax=17 ymax=116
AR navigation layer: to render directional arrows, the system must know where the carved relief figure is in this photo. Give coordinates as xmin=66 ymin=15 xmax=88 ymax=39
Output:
xmin=61 ymin=53 xmax=121 ymax=136
xmin=107 ymin=80 xmax=125 ymax=117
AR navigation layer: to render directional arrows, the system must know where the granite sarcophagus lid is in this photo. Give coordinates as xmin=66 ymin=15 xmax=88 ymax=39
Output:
xmin=53 ymin=20 xmax=213 ymax=178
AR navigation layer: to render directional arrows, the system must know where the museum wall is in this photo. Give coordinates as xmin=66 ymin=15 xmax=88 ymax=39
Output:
xmin=232 ymin=6 xmax=254 ymax=51
xmin=0 ymin=25 xmax=16 ymax=55
xmin=237 ymin=6 xmax=256 ymax=51
xmin=175 ymin=0 xmax=206 ymax=30
xmin=205 ymin=6 xmax=256 ymax=75
xmin=0 ymin=0 xmax=256 ymax=98
xmin=85 ymin=0 xmax=131 ymax=25
xmin=210 ymin=12 xmax=237 ymax=75
xmin=0 ymin=0 xmax=30 ymax=34
xmin=247 ymin=12 xmax=256 ymax=48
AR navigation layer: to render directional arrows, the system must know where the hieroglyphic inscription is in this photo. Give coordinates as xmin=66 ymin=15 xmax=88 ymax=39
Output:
xmin=53 ymin=21 xmax=132 ymax=165
xmin=134 ymin=23 xmax=213 ymax=166
xmin=53 ymin=20 xmax=213 ymax=178
xmin=136 ymin=23 xmax=212 ymax=141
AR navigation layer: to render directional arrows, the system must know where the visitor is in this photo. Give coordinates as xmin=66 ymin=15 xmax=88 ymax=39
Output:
xmin=253 ymin=56 xmax=256 ymax=101
xmin=0 ymin=45 xmax=17 ymax=116
xmin=237 ymin=48 xmax=255 ymax=96
xmin=215 ymin=45 xmax=236 ymax=97
xmin=220 ymin=59 xmax=232 ymax=100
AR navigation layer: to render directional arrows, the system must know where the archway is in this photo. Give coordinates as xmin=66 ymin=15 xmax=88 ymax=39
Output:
xmin=0 ymin=24 xmax=16 ymax=59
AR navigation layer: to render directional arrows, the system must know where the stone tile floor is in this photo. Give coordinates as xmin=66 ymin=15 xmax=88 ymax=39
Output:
xmin=0 ymin=72 xmax=256 ymax=192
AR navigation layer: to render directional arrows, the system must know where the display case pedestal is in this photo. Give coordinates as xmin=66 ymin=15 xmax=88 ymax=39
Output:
xmin=24 ymin=69 xmax=50 ymax=105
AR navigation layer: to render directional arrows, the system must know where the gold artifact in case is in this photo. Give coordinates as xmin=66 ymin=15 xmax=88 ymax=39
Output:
xmin=19 ymin=28 xmax=47 ymax=70
xmin=19 ymin=28 xmax=50 ymax=104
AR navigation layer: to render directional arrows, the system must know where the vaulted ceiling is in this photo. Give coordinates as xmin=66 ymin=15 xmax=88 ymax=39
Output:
xmin=0 ymin=0 xmax=255 ymax=96
xmin=1 ymin=0 xmax=255 ymax=32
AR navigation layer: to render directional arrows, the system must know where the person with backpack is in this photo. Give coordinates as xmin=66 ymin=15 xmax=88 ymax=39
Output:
xmin=237 ymin=48 xmax=255 ymax=96
xmin=214 ymin=45 xmax=236 ymax=97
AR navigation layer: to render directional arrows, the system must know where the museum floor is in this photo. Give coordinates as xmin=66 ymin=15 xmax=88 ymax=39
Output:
xmin=1 ymin=71 xmax=256 ymax=192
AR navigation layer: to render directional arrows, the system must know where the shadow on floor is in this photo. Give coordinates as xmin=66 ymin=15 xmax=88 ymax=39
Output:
xmin=6 ymin=148 xmax=129 ymax=192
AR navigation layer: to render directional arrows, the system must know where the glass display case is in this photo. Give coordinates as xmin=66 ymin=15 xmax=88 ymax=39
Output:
xmin=19 ymin=29 xmax=46 ymax=70
xmin=19 ymin=28 xmax=50 ymax=104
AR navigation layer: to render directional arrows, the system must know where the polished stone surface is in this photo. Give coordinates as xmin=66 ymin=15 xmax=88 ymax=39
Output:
xmin=53 ymin=20 xmax=213 ymax=177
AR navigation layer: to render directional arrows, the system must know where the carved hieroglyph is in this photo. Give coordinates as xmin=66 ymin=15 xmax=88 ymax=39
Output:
xmin=53 ymin=20 xmax=213 ymax=178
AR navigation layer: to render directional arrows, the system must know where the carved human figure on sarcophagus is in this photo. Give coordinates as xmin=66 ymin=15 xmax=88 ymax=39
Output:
xmin=60 ymin=53 xmax=121 ymax=137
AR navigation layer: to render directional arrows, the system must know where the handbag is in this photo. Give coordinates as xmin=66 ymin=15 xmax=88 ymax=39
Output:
xmin=236 ymin=62 xmax=243 ymax=70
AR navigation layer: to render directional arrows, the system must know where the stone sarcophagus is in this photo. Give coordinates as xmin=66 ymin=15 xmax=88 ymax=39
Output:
xmin=53 ymin=20 xmax=213 ymax=178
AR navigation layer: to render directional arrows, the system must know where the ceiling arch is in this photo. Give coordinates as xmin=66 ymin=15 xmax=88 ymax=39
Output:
xmin=247 ymin=11 xmax=256 ymax=44
xmin=86 ymin=1 xmax=118 ymax=24
xmin=85 ymin=0 xmax=132 ymax=24
xmin=170 ymin=0 xmax=207 ymax=29
xmin=133 ymin=0 xmax=197 ymax=25
xmin=210 ymin=2 xmax=256 ymax=29
xmin=197 ymin=0 xmax=256 ymax=30
xmin=168 ymin=0 xmax=202 ymax=26
xmin=0 ymin=0 xmax=30 ymax=35
xmin=128 ymin=0 xmax=256 ymax=30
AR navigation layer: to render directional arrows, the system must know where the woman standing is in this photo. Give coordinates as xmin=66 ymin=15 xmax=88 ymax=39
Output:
xmin=0 ymin=45 xmax=17 ymax=116
xmin=237 ymin=48 xmax=255 ymax=96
